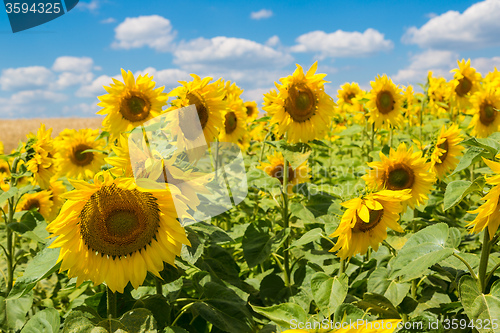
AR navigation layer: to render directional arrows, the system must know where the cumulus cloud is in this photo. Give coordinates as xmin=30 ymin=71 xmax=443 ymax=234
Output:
xmin=135 ymin=67 xmax=191 ymax=89
xmin=78 ymin=0 xmax=100 ymax=11
xmin=100 ymin=17 xmax=116 ymax=24
xmin=112 ymin=15 xmax=177 ymax=52
xmin=62 ymin=102 xmax=100 ymax=115
xmin=55 ymin=72 xmax=94 ymax=90
xmin=173 ymin=36 xmax=293 ymax=71
xmin=0 ymin=66 xmax=54 ymax=91
xmin=403 ymin=0 xmax=500 ymax=49
xmin=472 ymin=56 xmax=500 ymax=74
xmin=76 ymin=74 xmax=118 ymax=98
xmin=52 ymin=56 xmax=94 ymax=73
xmin=291 ymin=29 xmax=393 ymax=59
xmin=250 ymin=9 xmax=273 ymax=20
xmin=392 ymin=50 xmax=458 ymax=84
xmin=265 ymin=35 xmax=280 ymax=47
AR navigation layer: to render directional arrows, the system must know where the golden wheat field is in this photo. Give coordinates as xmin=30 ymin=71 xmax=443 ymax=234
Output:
xmin=0 ymin=117 xmax=103 ymax=152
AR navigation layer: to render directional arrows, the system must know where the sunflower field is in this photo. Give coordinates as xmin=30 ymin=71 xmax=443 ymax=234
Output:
xmin=1 ymin=59 xmax=500 ymax=333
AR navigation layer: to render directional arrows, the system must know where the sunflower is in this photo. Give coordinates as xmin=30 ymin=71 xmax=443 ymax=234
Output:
xmin=0 ymin=140 xmax=3 ymax=154
xmin=427 ymin=72 xmax=452 ymax=118
xmin=366 ymin=75 xmax=404 ymax=130
xmin=337 ymin=82 xmax=364 ymax=114
xmin=219 ymin=95 xmax=247 ymax=144
xmin=263 ymin=62 xmax=335 ymax=143
xmin=258 ymin=152 xmax=310 ymax=195
xmin=17 ymin=190 xmax=53 ymax=220
xmin=244 ymin=101 xmax=260 ymax=122
xmin=430 ymin=124 xmax=465 ymax=179
xmin=329 ymin=190 xmax=410 ymax=259
xmin=363 ymin=143 xmax=435 ymax=209
xmin=466 ymin=184 xmax=500 ymax=240
xmin=166 ymin=74 xmax=226 ymax=149
xmin=468 ymin=86 xmax=500 ymax=138
xmin=55 ymin=129 xmax=106 ymax=180
xmin=26 ymin=124 xmax=57 ymax=189
xmin=451 ymin=59 xmax=482 ymax=109
xmin=47 ymin=171 xmax=190 ymax=293
xmin=97 ymin=69 xmax=168 ymax=142
xmin=46 ymin=180 xmax=67 ymax=222
xmin=0 ymin=159 xmax=10 ymax=191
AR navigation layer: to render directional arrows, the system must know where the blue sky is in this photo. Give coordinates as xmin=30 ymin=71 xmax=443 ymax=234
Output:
xmin=1 ymin=0 xmax=500 ymax=118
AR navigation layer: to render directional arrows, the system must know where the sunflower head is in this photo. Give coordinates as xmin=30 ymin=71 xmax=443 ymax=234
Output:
xmin=363 ymin=143 xmax=435 ymax=209
xmin=55 ymin=128 xmax=106 ymax=180
xmin=258 ymin=151 xmax=310 ymax=195
xmin=219 ymin=94 xmax=248 ymax=144
xmin=25 ymin=124 xmax=57 ymax=189
xmin=244 ymin=101 xmax=260 ymax=122
xmin=469 ymin=86 xmax=500 ymax=138
xmin=430 ymin=124 xmax=465 ymax=179
xmin=263 ymin=62 xmax=335 ymax=143
xmin=367 ymin=75 xmax=404 ymax=129
xmin=97 ymin=69 xmax=168 ymax=141
xmin=329 ymin=190 xmax=411 ymax=259
xmin=47 ymin=171 xmax=190 ymax=293
xmin=17 ymin=190 xmax=53 ymax=220
xmin=450 ymin=59 xmax=482 ymax=110
xmin=466 ymin=184 xmax=500 ymax=240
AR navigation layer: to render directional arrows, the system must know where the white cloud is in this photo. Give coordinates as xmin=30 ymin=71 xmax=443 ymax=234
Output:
xmin=174 ymin=36 xmax=293 ymax=71
xmin=472 ymin=56 xmax=500 ymax=74
xmin=135 ymin=67 xmax=191 ymax=89
xmin=0 ymin=66 xmax=54 ymax=91
xmin=55 ymin=72 xmax=94 ymax=90
xmin=76 ymin=74 xmax=117 ymax=97
xmin=112 ymin=15 xmax=176 ymax=52
xmin=9 ymin=90 xmax=68 ymax=104
xmin=265 ymin=35 xmax=280 ymax=47
xmin=52 ymin=56 xmax=94 ymax=73
xmin=100 ymin=17 xmax=116 ymax=24
xmin=78 ymin=0 xmax=100 ymax=11
xmin=403 ymin=0 xmax=500 ymax=49
xmin=250 ymin=9 xmax=273 ymax=20
xmin=62 ymin=102 xmax=100 ymax=115
xmin=392 ymin=50 xmax=458 ymax=84
xmin=291 ymin=29 xmax=393 ymax=58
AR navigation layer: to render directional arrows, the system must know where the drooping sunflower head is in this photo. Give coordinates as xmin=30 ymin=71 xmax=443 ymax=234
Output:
xmin=244 ymin=101 xmax=260 ymax=122
xmin=97 ymin=69 xmax=168 ymax=141
xmin=363 ymin=143 xmax=435 ymax=209
xmin=25 ymin=124 xmax=57 ymax=189
xmin=263 ymin=62 xmax=335 ymax=143
xmin=430 ymin=124 xmax=465 ymax=179
xmin=469 ymin=86 xmax=500 ymax=138
xmin=55 ymin=128 xmax=106 ymax=180
xmin=466 ymin=184 xmax=500 ymax=240
xmin=329 ymin=190 xmax=411 ymax=259
xmin=451 ymin=59 xmax=482 ymax=107
xmin=258 ymin=151 xmax=310 ymax=195
xmin=167 ymin=74 xmax=227 ymax=145
xmin=367 ymin=75 xmax=404 ymax=130
xmin=47 ymin=171 xmax=190 ymax=293
xmin=17 ymin=190 xmax=53 ymax=220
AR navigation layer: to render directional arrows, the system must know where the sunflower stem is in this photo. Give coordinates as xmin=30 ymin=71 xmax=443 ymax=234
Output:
xmin=411 ymin=279 xmax=417 ymax=299
xmin=369 ymin=123 xmax=375 ymax=162
xmin=338 ymin=258 xmax=345 ymax=276
xmin=282 ymin=149 xmax=291 ymax=288
xmin=389 ymin=126 xmax=393 ymax=148
xmin=5 ymin=156 xmax=20 ymax=294
xmin=478 ymin=229 xmax=491 ymax=293
xmin=107 ymin=287 xmax=117 ymax=318
xmin=453 ymin=253 xmax=478 ymax=280
xmin=155 ymin=277 xmax=163 ymax=295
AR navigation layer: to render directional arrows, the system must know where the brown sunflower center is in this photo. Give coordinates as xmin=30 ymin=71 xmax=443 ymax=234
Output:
xmin=188 ymin=92 xmax=209 ymax=129
xmin=0 ymin=166 xmax=7 ymax=173
xmin=178 ymin=92 xmax=209 ymax=141
xmin=270 ymin=163 xmax=295 ymax=184
xmin=346 ymin=93 xmax=356 ymax=104
xmin=353 ymin=208 xmax=384 ymax=233
xmin=376 ymin=91 xmax=394 ymax=114
xmin=480 ymin=103 xmax=497 ymax=126
xmin=455 ymin=76 xmax=472 ymax=97
xmin=79 ymin=184 xmax=160 ymax=258
xmin=284 ymin=83 xmax=317 ymax=122
xmin=246 ymin=105 xmax=256 ymax=117
xmin=71 ymin=144 xmax=94 ymax=167
xmin=225 ymin=112 xmax=238 ymax=134
xmin=385 ymin=163 xmax=415 ymax=190
xmin=120 ymin=92 xmax=152 ymax=122
xmin=438 ymin=140 xmax=449 ymax=163
xmin=23 ymin=199 xmax=40 ymax=212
